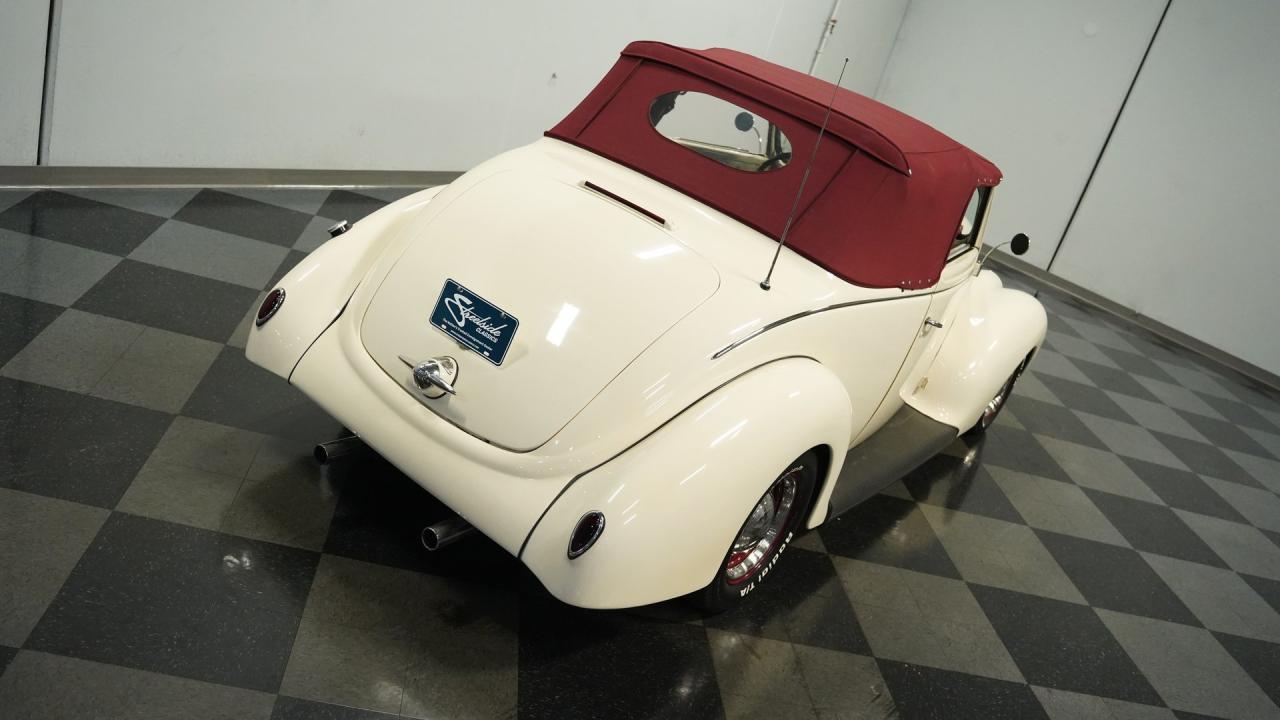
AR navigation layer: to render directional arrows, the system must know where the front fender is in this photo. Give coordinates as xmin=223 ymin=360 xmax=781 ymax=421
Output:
xmin=519 ymin=357 xmax=851 ymax=609
xmin=906 ymin=270 xmax=1047 ymax=429
xmin=245 ymin=186 xmax=445 ymax=379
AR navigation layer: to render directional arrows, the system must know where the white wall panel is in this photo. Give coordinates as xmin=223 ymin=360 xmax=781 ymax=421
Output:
xmin=43 ymin=0 xmax=906 ymax=171
xmin=874 ymin=0 xmax=1165 ymax=268
xmin=1052 ymin=0 xmax=1280 ymax=376
xmin=0 ymin=0 xmax=49 ymax=165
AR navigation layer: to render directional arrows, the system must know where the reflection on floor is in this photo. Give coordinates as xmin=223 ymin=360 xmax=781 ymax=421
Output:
xmin=2 ymin=187 xmax=1280 ymax=719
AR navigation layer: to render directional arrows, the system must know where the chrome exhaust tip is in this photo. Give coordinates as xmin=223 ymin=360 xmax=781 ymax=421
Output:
xmin=421 ymin=516 xmax=476 ymax=551
xmin=313 ymin=436 xmax=368 ymax=465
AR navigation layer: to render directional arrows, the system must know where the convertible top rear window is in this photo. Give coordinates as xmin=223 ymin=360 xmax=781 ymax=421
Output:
xmin=649 ymin=91 xmax=793 ymax=173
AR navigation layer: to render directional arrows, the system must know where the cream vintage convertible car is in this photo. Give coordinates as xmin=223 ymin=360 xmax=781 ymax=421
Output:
xmin=246 ymin=41 xmax=1044 ymax=611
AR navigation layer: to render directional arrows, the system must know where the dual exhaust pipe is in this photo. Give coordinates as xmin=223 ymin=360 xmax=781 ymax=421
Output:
xmin=312 ymin=435 xmax=475 ymax=551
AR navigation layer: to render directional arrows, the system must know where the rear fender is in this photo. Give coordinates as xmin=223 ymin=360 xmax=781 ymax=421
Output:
xmin=519 ymin=357 xmax=851 ymax=609
xmin=245 ymin=186 xmax=445 ymax=379
xmin=905 ymin=270 xmax=1047 ymax=429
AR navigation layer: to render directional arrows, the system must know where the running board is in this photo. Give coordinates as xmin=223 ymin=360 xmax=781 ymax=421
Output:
xmin=828 ymin=405 xmax=959 ymax=518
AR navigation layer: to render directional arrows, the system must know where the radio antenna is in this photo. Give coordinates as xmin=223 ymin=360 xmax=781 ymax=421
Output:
xmin=760 ymin=57 xmax=849 ymax=291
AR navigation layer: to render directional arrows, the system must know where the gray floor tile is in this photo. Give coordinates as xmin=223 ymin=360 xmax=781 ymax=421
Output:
xmin=0 ymin=651 xmax=275 ymax=720
xmin=1032 ymin=686 xmax=1175 ymax=720
xmin=148 ymin=416 xmax=266 ymax=478
xmin=129 ymin=219 xmax=290 ymax=290
xmin=1061 ymin=317 xmax=1139 ymax=353
xmin=1177 ymin=510 xmax=1280 ymax=581
xmin=793 ymin=645 xmax=893 ymax=719
xmin=0 ymin=489 xmax=109 ymax=645
xmin=919 ymin=505 xmax=1084 ymax=603
xmin=1097 ymin=609 xmax=1279 ymax=719
xmin=65 ymin=188 xmax=201 ymax=219
xmin=227 ymin=293 xmax=264 ymax=349
xmin=1025 ymin=348 xmax=1093 ymax=385
xmin=1136 ymin=377 xmax=1227 ymax=420
xmin=1010 ymin=370 xmax=1060 ymax=405
xmin=1107 ymin=392 xmax=1211 ymax=443
xmin=293 ymin=214 xmax=339 ymax=253
xmin=1074 ymin=412 xmax=1189 ymax=470
xmin=835 ymin=558 xmax=1022 ymax=682
xmin=1143 ymin=553 xmax=1280 ymax=642
xmin=1036 ymin=436 xmax=1162 ymax=504
xmin=223 ymin=188 xmax=332 ymax=216
xmin=1204 ymin=476 xmax=1280 ymax=533
xmin=0 ymin=231 xmax=121 ymax=306
xmin=116 ymin=460 xmax=244 ymax=531
xmin=221 ymin=436 xmax=340 ymax=551
xmin=0 ymin=309 xmax=144 ymax=393
xmin=280 ymin=618 xmax=412 ymax=715
xmin=709 ymin=630 xmax=815 ymax=720
xmin=1242 ymin=426 xmax=1280 ymax=460
xmin=0 ymin=190 xmax=166 ymax=255
xmin=1045 ymin=330 xmax=1120 ymax=368
xmin=1155 ymin=360 xmax=1237 ymax=401
xmin=89 ymin=326 xmax=220 ymax=413
xmin=1222 ymin=448 xmax=1280 ymax=494
xmin=271 ymin=696 xmax=399 ymax=720
xmin=0 ymin=189 xmax=32 ymax=213
xmin=988 ymin=466 xmax=1128 ymax=546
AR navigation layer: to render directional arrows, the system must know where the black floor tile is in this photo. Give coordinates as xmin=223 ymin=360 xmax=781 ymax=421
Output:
xmin=901 ymin=445 xmax=1025 ymax=524
xmin=1213 ymin=632 xmax=1280 ymax=709
xmin=322 ymin=452 xmax=521 ymax=586
xmin=0 ymin=645 xmax=16 ymax=676
xmin=971 ymin=585 xmax=1162 ymax=705
xmin=703 ymin=546 xmax=870 ymax=655
xmin=0 ymin=379 xmax=171 ymax=507
xmin=1196 ymin=393 xmax=1278 ymax=434
xmin=820 ymin=494 xmax=960 ymax=579
xmin=0 ymin=293 xmax=63 ymax=366
xmin=316 ymin=190 xmax=390 ymax=225
xmin=980 ymin=424 xmax=1071 ymax=483
xmin=1242 ymin=574 xmax=1280 ymax=616
xmin=1173 ymin=712 xmax=1229 ymax=720
xmin=26 ymin=513 xmax=319 ymax=693
xmin=182 ymin=347 xmax=342 ymax=442
xmin=518 ymin=598 xmax=723 ymax=720
xmin=876 ymin=660 xmax=1049 ymax=720
xmin=1044 ymin=312 xmax=1082 ymax=338
xmin=1036 ymin=374 xmax=1133 ymax=423
xmin=74 ymin=260 xmax=258 ymax=343
xmin=1176 ymin=411 xmax=1277 ymax=460
xmin=271 ymin=695 xmax=398 ymax=720
xmin=1098 ymin=346 xmax=1178 ymax=384
xmin=0 ymin=191 xmax=165 ymax=255
xmin=1085 ymin=490 xmax=1228 ymax=568
xmin=1036 ymin=530 xmax=1198 ymax=625
xmin=1071 ymin=358 xmax=1161 ymax=402
xmin=1121 ymin=458 xmax=1247 ymax=522
xmin=1150 ymin=431 xmax=1262 ymax=488
xmin=1005 ymin=396 xmax=1106 ymax=450
xmin=174 ymin=189 xmax=313 ymax=247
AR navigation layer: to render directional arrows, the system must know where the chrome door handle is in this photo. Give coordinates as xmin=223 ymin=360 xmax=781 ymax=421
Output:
xmin=924 ymin=317 xmax=943 ymax=330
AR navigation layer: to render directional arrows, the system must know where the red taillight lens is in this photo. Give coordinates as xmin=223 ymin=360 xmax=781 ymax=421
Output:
xmin=567 ymin=511 xmax=606 ymax=559
xmin=256 ymin=288 xmax=286 ymax=326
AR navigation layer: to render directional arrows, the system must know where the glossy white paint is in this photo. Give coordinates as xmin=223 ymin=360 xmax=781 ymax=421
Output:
xmin=245 ymin=187 xmax=443 ymax=378
xmin=359 ymin=170 xmax=720 ymax=451
xmin=247 ymin=135 xmax=1045 ymax=607
xmin=520 ymin=358 xmax=851 ymax=609
xmin=903 ymin=270 xmax=1047 ymax=431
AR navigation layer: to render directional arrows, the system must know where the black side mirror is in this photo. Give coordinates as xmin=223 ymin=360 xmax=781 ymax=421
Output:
xmin=1010 ymin=233 xmax=1030 ymax=256
xmin=734 ymin=111 xmax=755 ymax=132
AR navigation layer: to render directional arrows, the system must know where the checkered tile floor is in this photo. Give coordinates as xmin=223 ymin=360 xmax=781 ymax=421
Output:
xmin=2 ymin=187 xmax=1280 ymax=720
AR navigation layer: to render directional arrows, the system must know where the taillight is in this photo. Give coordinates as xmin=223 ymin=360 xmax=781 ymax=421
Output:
xmin=256 ymin=288 xmax=286 ymax=326
xmin=567 ymin=511 xmax=606 ymax=559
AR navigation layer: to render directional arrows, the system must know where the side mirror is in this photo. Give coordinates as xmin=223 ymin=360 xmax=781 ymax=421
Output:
xmin=734 ymin=111 xmax=755 ymax=132
xmin=1010 ymin=233 xmax=1030 ymax=256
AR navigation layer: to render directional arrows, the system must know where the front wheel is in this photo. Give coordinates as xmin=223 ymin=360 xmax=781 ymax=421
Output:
xmin=966 ymin=356 xmax=1030 ymax=437
xmin=693 ymin=451 xmax=818 ymax=613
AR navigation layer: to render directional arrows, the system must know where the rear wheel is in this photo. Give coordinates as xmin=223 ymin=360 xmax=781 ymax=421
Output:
xmin=694 ymin=451 xmax=818 ymax=613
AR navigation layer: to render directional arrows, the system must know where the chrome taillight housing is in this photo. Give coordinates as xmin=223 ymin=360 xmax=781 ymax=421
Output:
xmin=567 ymin=511 xmax=606 ymax=559
xmin=256 ymin=288 xmax=286 ymax=326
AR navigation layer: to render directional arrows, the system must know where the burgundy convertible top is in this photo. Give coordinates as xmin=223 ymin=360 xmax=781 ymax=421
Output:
xmin=548 ymin=41 xmax=1002 ymax=289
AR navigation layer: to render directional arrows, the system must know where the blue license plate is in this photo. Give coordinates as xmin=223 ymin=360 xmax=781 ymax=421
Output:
xmin=429 ymin=279 xmax=519 ymax=366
